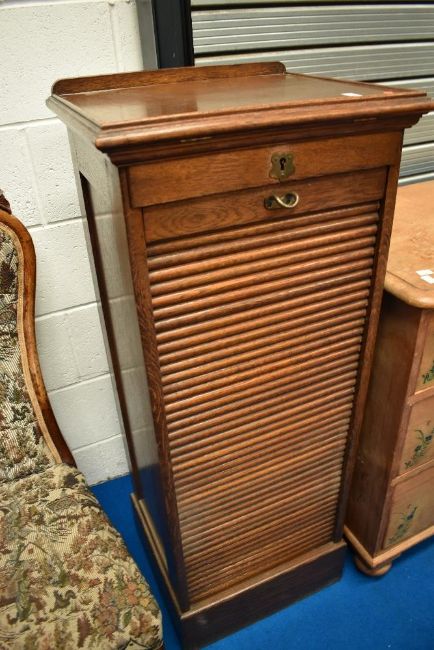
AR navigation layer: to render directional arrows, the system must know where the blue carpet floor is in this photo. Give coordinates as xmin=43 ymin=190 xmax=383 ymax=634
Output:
xmin=92 ymin=474 xmax=434 ymax=650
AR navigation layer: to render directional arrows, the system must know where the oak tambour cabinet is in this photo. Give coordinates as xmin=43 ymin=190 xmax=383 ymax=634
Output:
xmin=48 ymin=63 xmax=432 ymax=648
xmin=345 ymin=181 xmax=434 ymax=576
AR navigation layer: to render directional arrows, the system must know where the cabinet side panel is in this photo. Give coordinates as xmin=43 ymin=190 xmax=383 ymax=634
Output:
xmin=346 ymin=292 xmax=420 ymax=554
xmin=67 ymin=132 xmax=175 ymax=574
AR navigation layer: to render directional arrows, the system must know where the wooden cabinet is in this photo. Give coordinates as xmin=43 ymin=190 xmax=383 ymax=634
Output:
xmin=48 ymin=63 xmax=432 ymax=648
xmin=346 ymin=180 xmax=434 ymax=576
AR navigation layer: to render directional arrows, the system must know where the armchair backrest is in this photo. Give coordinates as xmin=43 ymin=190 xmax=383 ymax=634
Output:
xmin=0 ymin=207 xmax=74 ymax=483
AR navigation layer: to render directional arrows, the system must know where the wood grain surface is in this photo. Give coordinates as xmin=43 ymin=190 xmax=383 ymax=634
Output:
xmin=346 ymin=182 xmax=434 ymax=576
xmin=145 ymin=199 xmax=380 ymax=602
xmin=49 ymin=63 xmax=433 ymax=648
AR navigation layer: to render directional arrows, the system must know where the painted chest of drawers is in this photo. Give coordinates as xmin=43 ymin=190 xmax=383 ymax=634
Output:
xmin=48 ymin=63 xmax=431 ymax=648
xmin=346 ymin=180 xmax=434 ymax=575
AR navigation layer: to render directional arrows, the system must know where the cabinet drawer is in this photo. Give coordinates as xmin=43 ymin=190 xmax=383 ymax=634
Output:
xmin=399 ymin=396 xmax=434 ymax=474
xmin=143 ymin=167 xmax=386 ymax=243
xmin=129 ymin=131 xmax=399 ymax=208
xmin=384 ymin=463 xmax=434 ymax=549
xmin=415 ymin=311 xmax=434 ymax=393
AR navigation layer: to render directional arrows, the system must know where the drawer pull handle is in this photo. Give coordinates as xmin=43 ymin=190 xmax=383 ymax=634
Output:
xmin=264 ymin=192 xmax=299 ymax=210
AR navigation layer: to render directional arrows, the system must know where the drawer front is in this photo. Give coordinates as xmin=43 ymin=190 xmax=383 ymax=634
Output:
xmin=129 ymin=131 xmax=399 ymax=208
xmin=399 ymin=396 xmax=434 ymax=474
xmin=415 ymin=311 xmax=434 ymax=393
xmin=143 ymin=167 xmax=386 ymax=243
xmin=145 ymin=193 xmax=384 ymax=602
xmin=384 ymin=463 xmax=434 ymax=549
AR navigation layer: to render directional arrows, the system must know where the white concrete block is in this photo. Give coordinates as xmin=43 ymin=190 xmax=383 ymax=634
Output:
xmin=0 ymin=2 xmax=118 ymax=123
xmin=36 ymin=312 xmax=80 ymax=391
xmin=73 ymin=435 xmax=129 ymax=485
xmin=31 ymin=220 xmax=97 ymax=316
xmin=49 ymin=374 xmax=121 ymax=450
xmin=0 ymin=128 xmax=43 ymax=226
xmin=66 ymin=304 xmax=110 ymax=379
xmin=26 ymin=121 xmax=80 ymax=223
xmin=110 ymin=0 xmax=145 ymax=71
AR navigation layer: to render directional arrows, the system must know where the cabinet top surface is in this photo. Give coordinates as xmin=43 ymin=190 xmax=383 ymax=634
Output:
xmin=386 ymin=180 xmax=434 ymax=309
xmin=47 ymin=63 xmax=432 ymax=153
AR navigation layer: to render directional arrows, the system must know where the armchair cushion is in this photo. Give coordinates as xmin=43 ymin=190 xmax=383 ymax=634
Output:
xmin=0 ymin=462 xmax=162 ymax=649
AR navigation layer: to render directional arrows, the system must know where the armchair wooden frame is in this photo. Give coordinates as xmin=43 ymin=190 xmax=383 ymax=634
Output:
xmin=0 ymin=193 xmax=74 ymax=467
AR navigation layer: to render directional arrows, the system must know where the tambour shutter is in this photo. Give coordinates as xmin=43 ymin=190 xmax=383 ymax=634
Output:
xmin=148 ymin=199 xmax=380 ymax=601
xmin=191 ymin=1 xmax=434 ymax=184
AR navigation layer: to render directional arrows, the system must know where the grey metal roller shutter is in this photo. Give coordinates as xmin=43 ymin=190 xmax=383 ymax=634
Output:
xmin=191 ymin=2 xmax=434 ymax=184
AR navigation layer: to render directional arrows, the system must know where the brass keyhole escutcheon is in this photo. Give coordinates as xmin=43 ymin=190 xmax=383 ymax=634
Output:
xmin=270 ymin=152 xmax=295 ymax=181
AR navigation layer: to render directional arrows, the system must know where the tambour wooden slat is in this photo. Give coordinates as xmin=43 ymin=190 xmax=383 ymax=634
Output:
xmin=166 ymin=358 xmax=358 ymax=427
xmin=175 ymin=426 xmax=348 ymax=500
xmin=147 ymin=203 xmax=379 ymax=257
xmin=186 ymin=527 xmax=335 ymax=597
xmin=186 ymin=525 xmax=336 ymax=599
xmin=151 ymin=238 xmax=375 ymax=306
xmin=153 ymin=245 xmax=374 ymax=317
xmin=170 ymin=380 xmax=354 ymax=450
xmin=186 ymin=506 xmax=336 ymax=566
xmin=165 ymin=346 xmax=361 ymax=415
xmin=168 ymin=364 xmax=357 ymax=436
xmin=169 ymin=380 xmax=354 ymax=459
xmin=178 ymin=442 xmax=346 ymax=507
xmin=175 ymin=448 xmax=345 ymax=512
xmin=175 ymin=436 xmax=345 ymax=507
xmin=164 ymin=336 xmax=361 ymax=404
xmin=170 ymin=388 xmax=351 ymax=470
xmin=156 ymin=273 xmax=371 ymax=345
xmin=174 ymin=408 xmax=351 ymax=490
xmin=160 ymin=291 xmax=368 ymax=364
xmin=187 ymin=521 xmax=335 ymax=596
xmin=178 ymin=432 xmax=350 ymax=509
xmin=183 ymin=496 xmax=337 ymax=552
xmin=174 ymin=430 xmax=349 ymax=497
xmin=159 ymin=285 xmax=370 ymax=358
xmin=183 ymin=500 xmax=339 ymax=569
xmin=162 ymin=308 xmax=366 ymax=379
xmin=183 ymin=477 xmax=341 ymax=546
xmin=154 ymin=256 xmax=373 ymax=324
xmin=163 ymin=321 xmax=363 ymax=391
xmin=148 ymin=213 xmax=378 ymax=275
xmin=156 ymin=268 xmax=372 ymax=336
xmin=184 ymin=497 xmax=339 ymax=563
xmin=164 ymin=352 xmax=349 ymax=428
xmin=179 ymin=465 xmax=344 ymax=534
xmin=168 ymin=372 xmax=354 ymax=441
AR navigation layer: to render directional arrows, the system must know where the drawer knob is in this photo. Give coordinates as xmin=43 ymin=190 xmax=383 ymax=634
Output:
xmin=264 ymin=192 xmax=299 ymax=210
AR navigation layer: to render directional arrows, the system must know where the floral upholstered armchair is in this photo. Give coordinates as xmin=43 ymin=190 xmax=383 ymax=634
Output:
xmin=0 ymin=195 xmax=163 ymax=650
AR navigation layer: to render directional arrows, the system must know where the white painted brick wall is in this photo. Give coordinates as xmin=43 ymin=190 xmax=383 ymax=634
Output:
xmin=0 ymin=0 xmax=157 ymax=484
